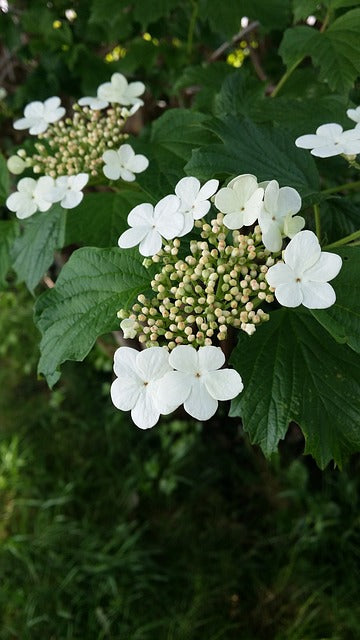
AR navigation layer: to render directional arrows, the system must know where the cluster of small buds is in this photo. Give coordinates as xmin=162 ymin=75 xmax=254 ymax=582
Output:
xmin=20 ymin=104 xmax=129 ymax=178
xmin=118 ymin=215 xmax=274 ymax=349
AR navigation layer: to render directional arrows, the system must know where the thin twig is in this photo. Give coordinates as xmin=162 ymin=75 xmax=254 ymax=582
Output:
xmin=207 ymin=21 xmax=260 ymax=62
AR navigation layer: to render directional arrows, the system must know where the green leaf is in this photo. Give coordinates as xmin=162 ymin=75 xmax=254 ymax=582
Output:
xmin=11 ymin=205 xmax=66 ymax=294
xmin=134 ymin=109 xmax=214 ymax=200
xmin=230 ymin=308 xmax=360 ymax=468
xmin=132 ymin=0 xmax=179 ymax=28
xmin=312 ymin=246 xmax=360 ymax=353
xmin=214 ymin=70 xmax=265 ymax=119
xmin=0 ymin=220 xmax=19 ymax=289
xmin=320 ymin=196 xmax=360 ymax=244
xmin=292 ymin=0 xmax=320 ymax=21
xmin=34 ymin=247 xmax=151 ymax=387
xmin=0 ymin=153 xmax=10 ymax=205
xmin=279 ymin=9 xmax=360 ymax=93
xmin=65 ymin=191 xmax=145 ymax=248
xmin=174 ymin=63 xmax=234 ymax=113
xmin=186 ymin=116 xmax=320 ymax=197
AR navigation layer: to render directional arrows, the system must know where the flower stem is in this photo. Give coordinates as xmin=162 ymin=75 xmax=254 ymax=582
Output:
xmin=324 ymin=229 xmax=360 ymax=250
xmin=322 ymin=180 xmax=360 ymax=195
xmin=270 ymin=57 xmax=303 ymax=98
xmin=187 ymin=0 xmax=198 ymax=59
xmin=313 ymin=203 xmax=321 ymax=240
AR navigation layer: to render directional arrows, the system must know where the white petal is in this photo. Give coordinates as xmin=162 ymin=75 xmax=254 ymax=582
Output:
xmin=113 ymin=346 xmax=138 ymax=378
xmin=155 ymin=370 xmax=192 ymax=412
xmin=304 ymin=252 xmax=342 ymax=282
xmin=119 ymin=168 xmax=136 ymax=182
xmin=275 ymin=282 xmax=303 ymax=307
xmin=156 ymin=210 xmax=184 ymax=239
xmin=266 ymin=263 xmax=295 ymax=288
xmin=284 ymin=230 xmax=321 ymax=273
xmin=227 ymin=173 xmax=257 ymax=189
xmin=242 ymin=188 xmax=264 ymax=225
xmin=341 ymin=140 xmax=360 ymax=155
xmin=6 ymin=192 xmax=32 ymax=213
xmin=139 ymin=228 xmax=162 ymax=256
xmin=223 ymin=211 xmax=244 ymax=229
xmin=61 ymin=190 xmax=83 ymax=209
xmin=262 ymin=223 xmax=283 ymax=252
xmin=136 ymin=347 xmax=171 ymax=381
xmin=154 ymin=194 xmax=180 ymax=220
xmin=316 ymin=123 xmax=343 ymax=138
xmin=118 ymin=226 xmax=149 ymax=249
xmin=69 ymin=173 xmax=89 ymax=191
xmin=126 ymin=81 xmax=146 ymax=99
xmin=175 ymin=177 xmax=200 ymax=210
xmin=24 ymin=101 xmax=44 ymax=118
xmin=184 ymin=379 xmax=218 ymax=421
xmin=204 ymin=369 xmax=243 ymax=401
xmin=111 ymin=73 xmax=128 ymax=90
xmin=103 ymin=163 xmax=121 ymax=181
xmin=301 ymin=281 xmax=336 ymax=309
xmin=44 ymin=96 xmax=61 ymax=111
xmin=110 ymin=376 xmax=141 ymax=411
xmin=18 ymin=177 xmax=37 ymax=194
xmin=103 ymin=149 xmax=121 ymax=165
xmin=283 ymin=215 xmax=305 ymax=238
xmin=346 ymin=107 xmax=360 ymax=123
xmin=295 ymin=134 xmax=324 ymax=149
xmin=29 ymin=120 xmax=49 ymax=135
xmin=277 ymin=186 xmax=301 ymax=216
xmin=214 ymin=187 xmax=238 ymax=214
xmin=128 ymin=203 xmax=154 ymax=227
xmin=118 ymin=144 xmax=135 ymax=164
xmin=169 ymin=345 xmax=198 ymax=374
xmin=311 ymin=143 xmax=343 ymax=158
xmin=197 ymin=345 xmax=224 ymax=372
xmin=192 ymin=200 xmax=211 ymax=219
xmin=263 ymin=180 xmax=279 ymax=214
xmin=197 ymin=178 xmax=219 ymax=201
xmin=36 ymin=198 xmax=53 ymax=212
xmin=126 ymin=154 xmax=149 ymax=173
xmin=233 ymin=174 xmax=259 ymax=204
xmin=131 ymin=388 xmax=160 ymax=429
xmin=13 ymin=117 xmax=33 ymax=131
xmin=177 ymin=211 xmax=194 ymax=237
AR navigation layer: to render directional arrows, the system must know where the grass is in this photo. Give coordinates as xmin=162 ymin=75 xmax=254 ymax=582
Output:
xmin=0 ymin=286 xmax=360 ymax=639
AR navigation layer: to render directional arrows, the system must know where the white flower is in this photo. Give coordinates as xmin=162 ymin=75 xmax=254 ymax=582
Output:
xmin=0 ymin=87 xmax=7 ymax=100
xmin=120 ymin=318 xmax=138 ymax=339
xmin=97 ymin=73 xmax=145 ymax=106
xmin=110 ymin=346 xmax=174 ymax=429
xmin=258 ymin=180 xmax=305 ymax=252
xmin=118 ymin=194 xmax=183 ymax=256
xmin=174 ymin=176 xmax=219 ymax=236
xmin=13 ymin=97 xmax=65 ymax=135
xmin=266 ymin=230 xmax=342 ymax=309
xmin=295 ymin=123 xmax=360 ymax=158
xmin=53 ymin=173 xmax=89 ymax=209
xmin=6 ymin=176 xmax=56 ymax=219
xmin=214 ymin=174 xmax=264 ymax=229
xmin=102 ymin=144 xmax=149 ymax=182
xmin=78 ymin=96 xmax=109 ymax=110
xmin=156 ymin=345 xmax=243 ymax=422
xmin=347 ymin=106 xmax=360 ymax=124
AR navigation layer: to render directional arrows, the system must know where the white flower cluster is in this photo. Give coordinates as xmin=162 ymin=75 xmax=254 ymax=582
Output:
xmin=112 ymin=170 xmax=343 ymax=429
xmin=6 ymin=173 xmax=89 ymax=218
xmin=7 ymin=74 xmax=149 ymax=217
xmin=295 ymin=106 xmax=360 ymax=158
xmin=111 ymin=345 xmax=243 ymax=429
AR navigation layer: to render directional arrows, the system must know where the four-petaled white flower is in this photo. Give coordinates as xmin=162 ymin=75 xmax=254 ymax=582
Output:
xmin=266 ymin=230 xmax=342 ymax=309
xmin=102 ymin=144 xmax=149 ymax=182
xmin=53 ymin=173 xmax=89 ymax=209
xmin=13 ymin=97 xmax=65 ymax=135
xmin=118 ymin=194 xmax=183 ymax=256
xmin=6 ymin=176 xmax=56 ymax=219
xmin=78 ymin=96 xmax=109 ymax=111
xmin=174 ymin=176 xmax=219 ymax=236
xmin=347 ymin=106 xmax=360 ymax=124
xmin=258 ymin=180 xmax=305 ymax=252
xmin=157 ymin=345 xmax=243 ymax=421
xmin=214 ymin=174 xmax=264 ymax=229
xmin=295 ymin=123 xmax=360 ymax=158
xmin=98 ymin=73 xmax=145 ymax=106
xmin=110 ymin=346 xmax=174 ymax=429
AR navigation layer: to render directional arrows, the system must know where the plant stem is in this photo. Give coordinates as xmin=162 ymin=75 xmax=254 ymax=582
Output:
xmin=322 ymin=180 xmax=360 ymax=195
xmin=187 ymin=0 xmax=198 ymax=59
xmin=324 ymin=229 xmax=360 ymax=250
xmin=270 ymin=57 xmax=303 ymax=98
xmin=313 ymin=204 xmax=321 ymax=240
